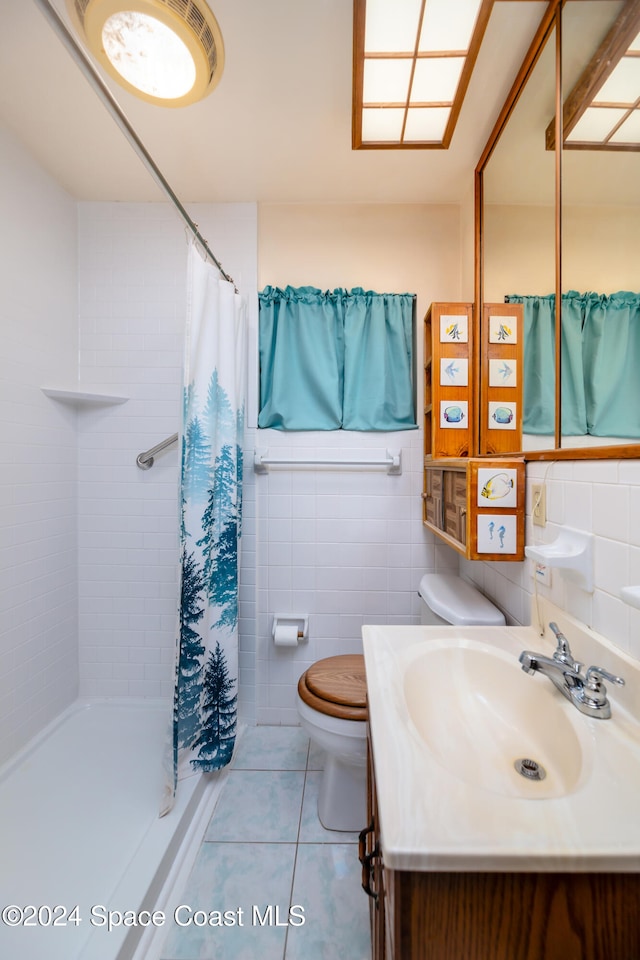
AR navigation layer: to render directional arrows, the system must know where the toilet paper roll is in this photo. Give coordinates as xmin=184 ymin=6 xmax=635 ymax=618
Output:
xmin=273 ymin=623 xmax=299 ymax=647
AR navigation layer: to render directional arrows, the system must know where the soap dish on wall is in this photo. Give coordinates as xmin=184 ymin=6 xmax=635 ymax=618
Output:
xmin=621 ymin=586 xmax=640 ymax=610
xmin=525 ymin=527 xmax=593 ymax=593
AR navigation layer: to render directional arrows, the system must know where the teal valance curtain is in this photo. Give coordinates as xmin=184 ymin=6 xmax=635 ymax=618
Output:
xmin=506 ymin=291 xmax=640 ymax=437
xmin=258 ymin=285 xmax=417 ymax=431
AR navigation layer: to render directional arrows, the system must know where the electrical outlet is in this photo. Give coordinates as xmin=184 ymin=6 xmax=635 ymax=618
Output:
xmin=533 ymin=561 xmax=552 ymax=587
xmin=531 ymin=483 xmax=546 ymax=527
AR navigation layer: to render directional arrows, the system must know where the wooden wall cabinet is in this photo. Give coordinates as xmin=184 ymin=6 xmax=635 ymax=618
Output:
xmin=423 ymin=457 xmax=525 ymax=561
xmin=424 ymin=300 xmax=524 ymax=456
xmin=364 ymin=734 xmax=640 ymax=960
xmin=423 ymin=301 xmax=525 ymax=561
xmin=480 ymin=302 xmax=524 ymax=455
xmin=424 ymin=302 xmax=474 ymax=459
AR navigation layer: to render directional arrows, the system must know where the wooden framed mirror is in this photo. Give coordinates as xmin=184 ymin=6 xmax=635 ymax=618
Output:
xmin=475 ymin=0 xmax=640 ymax=461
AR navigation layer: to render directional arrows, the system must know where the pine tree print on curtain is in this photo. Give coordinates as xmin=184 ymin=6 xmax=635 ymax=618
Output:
xmin=162 ymin=245 xmax=246 ymax=814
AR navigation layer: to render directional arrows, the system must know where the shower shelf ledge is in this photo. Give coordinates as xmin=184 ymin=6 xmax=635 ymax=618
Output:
xmin=41 ymin=386 xmax=129 ymax=405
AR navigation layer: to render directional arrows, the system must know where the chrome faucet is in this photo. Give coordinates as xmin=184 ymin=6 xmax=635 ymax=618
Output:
xmin=519 ymin=622 xmax=625 ymax=719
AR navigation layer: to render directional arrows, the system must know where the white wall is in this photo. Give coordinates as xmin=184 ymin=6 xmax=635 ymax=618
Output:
xmin=462 ymin=459 xmax=640 ymax=662
xmin=484 ymin=202 xmax=640 ymax=300
xmin=76 ymin=202 xmax=259 ymax=721
xmin=254 ymin=203 xmax=462 ymax=722
xmin=0 ymin=126 xmax=79 ymax=766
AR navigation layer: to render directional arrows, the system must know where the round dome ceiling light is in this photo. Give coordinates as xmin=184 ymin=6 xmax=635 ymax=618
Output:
xmin=66 ymin=0 xmax=224 ymax=106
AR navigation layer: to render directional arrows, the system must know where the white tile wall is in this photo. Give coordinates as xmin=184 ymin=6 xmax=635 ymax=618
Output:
xmin=76 ymin=202 xmax=258 ymax=720
xmin=254 ymin=429 xmax=447 ymax=723
xmin=0 ymin=127 xmax=79 ymax=766
xmin=462 ymin=459 xmax=640 ymax=663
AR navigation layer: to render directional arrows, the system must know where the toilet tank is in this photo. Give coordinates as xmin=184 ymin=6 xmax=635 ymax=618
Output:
xmin=418 ymin=574 xmax=505 ymax=626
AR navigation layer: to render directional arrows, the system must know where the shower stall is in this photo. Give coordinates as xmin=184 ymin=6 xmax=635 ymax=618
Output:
xmin=0 ymin=9 xmax=258 ymax=951
xmin=0 ymin=129 xmax=257 ymax=960
xmin=0 ymin=700 xmax=214 ymax=960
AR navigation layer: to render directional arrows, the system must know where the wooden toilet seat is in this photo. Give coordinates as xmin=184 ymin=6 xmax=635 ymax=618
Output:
xmin=297 ymin=654 xmax=368 ymax=721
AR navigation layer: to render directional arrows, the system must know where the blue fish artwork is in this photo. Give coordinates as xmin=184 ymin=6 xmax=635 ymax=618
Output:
xmin=488 ymin=521 xmax=495 ymax=540
xmin=498 ymin=525 xmax=506 ymax=548
xmin=444 ymin=405 xmax=464 ymax=423
xmin=493 ymin=406 xmax=514 ymax=424
xmin=481 ymin=472 xmax=514 ymax=501
xmin=444 ymin=360 xmax=459 ymax=381
xmin=498 ymin=361 xmax=513 ymax=383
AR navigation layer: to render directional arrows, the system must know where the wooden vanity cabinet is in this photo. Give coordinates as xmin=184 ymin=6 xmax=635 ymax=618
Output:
xmin=364 ymin=734 xmax=640 ymax=960
xmin=423 ymin=457 xmax=525 ymax=561
xmin=361 ymin=737 xmax=386 ymax=959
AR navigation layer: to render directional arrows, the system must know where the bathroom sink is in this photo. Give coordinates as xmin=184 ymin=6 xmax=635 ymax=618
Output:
xmin=403 ymin=640 xmax=589 ymax=799
xmin=362 ymin=603 xmax=640 ymax=872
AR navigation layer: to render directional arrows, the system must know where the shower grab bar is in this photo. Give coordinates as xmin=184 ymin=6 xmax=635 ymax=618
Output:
xmin=137 ymin=433 xmax=179 ymax=470
xmin=254 ymin=449 xmax=402 ymax=475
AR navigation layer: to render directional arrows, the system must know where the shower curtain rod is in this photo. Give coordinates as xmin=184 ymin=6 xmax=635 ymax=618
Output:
xmin=33 ymin=0 xmax=237 ymax=290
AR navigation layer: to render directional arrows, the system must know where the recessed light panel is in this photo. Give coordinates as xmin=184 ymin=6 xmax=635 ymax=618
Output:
xmin=353 ymin=0 xmax=493 ymax=148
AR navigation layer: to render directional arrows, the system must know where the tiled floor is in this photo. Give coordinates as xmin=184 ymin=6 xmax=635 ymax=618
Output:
xmin=159 ymin=725 xmax=372 ymax=960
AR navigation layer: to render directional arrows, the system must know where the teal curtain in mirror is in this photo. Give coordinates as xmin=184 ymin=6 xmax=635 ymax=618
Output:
xmin=581 ymin=292 xmax=640 ymax=438
xmin=507 ymin=292 xmax=640 ymax=437
xmin=507 ymin=294 xmax=556 ymax=435
xmin=258 ymin=285 xmax=416 ymax=431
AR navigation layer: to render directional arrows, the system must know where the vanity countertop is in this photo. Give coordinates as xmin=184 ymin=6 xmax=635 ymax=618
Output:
xmin=362 ymin=598 xmax=640 ymax=872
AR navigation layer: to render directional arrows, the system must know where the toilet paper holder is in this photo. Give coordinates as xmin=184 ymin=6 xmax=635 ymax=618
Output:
xmin=272 ymin=615 xmax=309 ymax=646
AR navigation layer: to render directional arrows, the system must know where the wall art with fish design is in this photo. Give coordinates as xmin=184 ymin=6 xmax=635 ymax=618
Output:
xmin=488 ymin=315 xmax=517 ymax=344
xmin=440 ymin=400 xmax=468 ymax=429
xmin=440 ymin=357 xmax=468 ymax=386
xmin=488 ymin=401 xmax=517 ymax=430
xmin=439 ymin=314 xmax=468 ymax=343
xmin=488 ymin=358 xmax=516 ymax=388
xmin=476 ymin=468 xmax=518 ymax=508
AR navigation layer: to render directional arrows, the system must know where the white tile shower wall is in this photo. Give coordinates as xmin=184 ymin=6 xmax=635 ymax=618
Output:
xmin=0 ymin=126 xmax=79 ymax=766
xmin=76 ymin=202 xmax=258 ymax=721
xmin=461 ymin=459 xmax=640 ymax=662
xmin=255 ymin=429 xmax=450 ymax=724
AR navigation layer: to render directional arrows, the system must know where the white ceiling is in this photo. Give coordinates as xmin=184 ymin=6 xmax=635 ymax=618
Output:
xmin=0 ymin=0 xmax=547 ymax=203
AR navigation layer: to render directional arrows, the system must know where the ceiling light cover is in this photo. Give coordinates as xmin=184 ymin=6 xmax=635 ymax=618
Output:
xmin=67 ymin=0 xmax=225 ymax=106
xmin=353 ymin=0 xmax=491 ymax=149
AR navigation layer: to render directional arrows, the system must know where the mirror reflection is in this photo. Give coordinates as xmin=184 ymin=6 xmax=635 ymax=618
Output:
xmin=482 ymin=19 xmax=556 ymax=452
xmin=482 ymin=1 xmax=640 ymax=455
xmin=561 ymin=0 xmax=640 ymax=449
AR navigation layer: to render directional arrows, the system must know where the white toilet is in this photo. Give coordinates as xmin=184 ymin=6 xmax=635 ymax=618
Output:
xmin=418 ymin=572 xmax=506 ymax=627
xmin=296 ymin=574 xmax=505 ymax=832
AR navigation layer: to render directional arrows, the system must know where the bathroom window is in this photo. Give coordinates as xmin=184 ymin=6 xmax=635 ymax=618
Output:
xmin=258 ymin=285 xmax=417 ymax=431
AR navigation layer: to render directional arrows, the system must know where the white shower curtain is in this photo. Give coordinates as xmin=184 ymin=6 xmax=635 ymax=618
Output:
xmin=162 ymin=243 xmax=246 ymax=815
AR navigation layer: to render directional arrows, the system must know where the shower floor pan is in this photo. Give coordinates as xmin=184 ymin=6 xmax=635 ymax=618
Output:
xmin=0 ymin=698 xmax=221 ymax=960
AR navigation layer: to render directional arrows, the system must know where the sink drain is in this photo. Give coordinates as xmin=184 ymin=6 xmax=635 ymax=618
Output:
xmin=514 ymin=758 xmax=546 ymax=781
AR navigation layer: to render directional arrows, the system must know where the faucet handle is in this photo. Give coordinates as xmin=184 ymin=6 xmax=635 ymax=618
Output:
xmin=583 ymin=665 xmax=625 ymax=709
xmin=585 ymin=665 xmax=625 ymax=687
xmin=549 ymin=622 xmax=579 ymax=669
